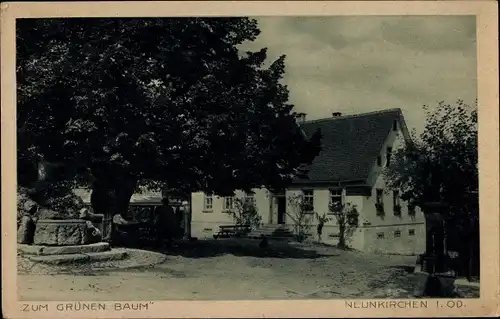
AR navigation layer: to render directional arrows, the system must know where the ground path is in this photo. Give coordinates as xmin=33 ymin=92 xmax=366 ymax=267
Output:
xmin=18 ymin=239 xmax=478 ymax=300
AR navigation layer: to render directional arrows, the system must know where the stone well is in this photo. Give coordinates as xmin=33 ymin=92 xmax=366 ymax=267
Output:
xmin=33 ymin=219 xmax=100 ymax=246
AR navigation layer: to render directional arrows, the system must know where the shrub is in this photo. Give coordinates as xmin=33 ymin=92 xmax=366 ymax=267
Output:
xmin=329 ymin=202 xmax=359 ymax=249
xmin=287 ymin=194 xmax=314 ymax=242
xmin=229 ymin=197 xmax=262 ymax=229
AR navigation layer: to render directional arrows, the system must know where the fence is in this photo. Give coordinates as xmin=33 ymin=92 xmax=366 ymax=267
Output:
xmin=84 ymin=202 xmax=185 ymax=247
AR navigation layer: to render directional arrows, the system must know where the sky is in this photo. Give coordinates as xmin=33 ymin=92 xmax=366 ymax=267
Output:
xmin=239 ymin=16 xmax=477 ymax=134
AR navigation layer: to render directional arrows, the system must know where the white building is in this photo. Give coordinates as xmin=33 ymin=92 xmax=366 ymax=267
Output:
xmin=191 ymin=109 xmax=426 ymax=255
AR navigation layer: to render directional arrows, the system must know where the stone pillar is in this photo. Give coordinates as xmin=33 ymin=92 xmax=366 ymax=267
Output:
xmin=413 ymin=201 xmax=461 ymax=298
xmin=420 ymin=202 xmax=449 ymax=274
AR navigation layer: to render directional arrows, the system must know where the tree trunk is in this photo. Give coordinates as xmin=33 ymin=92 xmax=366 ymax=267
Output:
xmin=91 ymin=177 xmax=137 ymax=244
xmin=91 ymin=181 xmax=114 ymax=243
xmin=114 ymin=179 xmax=137 ymax=218
xmin=183 ymin=196 xmax=192 ymax=239
xmin=338 ymin=224 xmax=346 ymax=248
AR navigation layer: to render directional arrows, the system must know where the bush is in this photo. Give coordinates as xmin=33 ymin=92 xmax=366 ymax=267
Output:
xmin=18 ymin=183 xmax=84 ymax=221
xmin=287 ymin=194 xmax=314 ymax=242
xmin=329 ymin=202 xmax=359 ymax=249
xmin=230 ymin=197 xmax=262 ymax=229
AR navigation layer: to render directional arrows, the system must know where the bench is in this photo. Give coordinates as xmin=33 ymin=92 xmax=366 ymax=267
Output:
xmin=213 ymin=225 xmax=251 ymax=239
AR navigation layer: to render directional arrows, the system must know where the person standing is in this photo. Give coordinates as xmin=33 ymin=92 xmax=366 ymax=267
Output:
xmin=154 ymin=198 xmax=175 ymax=248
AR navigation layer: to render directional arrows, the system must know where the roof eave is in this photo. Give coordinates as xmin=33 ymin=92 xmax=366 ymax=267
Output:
xmin=291 ymin=178 xmax=368 ymax=186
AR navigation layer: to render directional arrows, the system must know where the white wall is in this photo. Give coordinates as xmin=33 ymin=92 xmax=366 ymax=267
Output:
xmin=360 ymin=121 xmax=426 ymax=254
xmin=363 ymin=224 xmax=426 ymax=255
xmin=363 ymin=174 xmax=425 ymax=227
xmin=191 ymin=188 xmax=271 ymax=238
xmin=362 ymin=123 xmax=425 ymax=227
xmin=282 ymin=187 xmax=365 ymax=250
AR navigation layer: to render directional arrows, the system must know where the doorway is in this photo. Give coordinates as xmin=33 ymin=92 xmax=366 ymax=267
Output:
xmin=277 ymin=196 xmax=286 ymax=224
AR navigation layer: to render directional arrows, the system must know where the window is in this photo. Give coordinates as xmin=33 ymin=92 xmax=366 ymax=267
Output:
xmin=377 ymin=155 xmax=382 ymax=166
xmin=203 ymin=194 xmax=213 ymax=211
xmin=386 ymin=147 xmax=393 ymax=167
xmin=223 ymin=196 xmax=234 ymax=211
xmin=376 ymin=189 xmax=385 ymax=215
xmin=393 ymin=119 xmax=398 ymax=131
xmin=394 ymin=230 xmax=401 ymax=238
xmin=393 ymin=190 xmax=401 ymax=215
xmin=329 ymin=189 xmax=342 ymax=212
xmin=408 ymin=204 xmax=416 ymax=216
xmin=409 ymin=229 xmax=415 ymax=236
xmin=377 ymin=232 xmax=385 ymax=239
xmin=393 ymin=190 xmax=400 ymax=206
xmin=376 ymin=189 xmax=384 ymax=204
xmin=303 ymin=189 xmax=314 ymax=212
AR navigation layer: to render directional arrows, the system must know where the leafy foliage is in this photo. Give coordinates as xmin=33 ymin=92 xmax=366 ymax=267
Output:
xmin=287 ymin=194 xmax=314 ymax=242
xmin=408 ymin=203 xmax=416 ymax=217
xmin=315 ymin=212 xmax=330 ymax=242
xmin=229 ymin=197 xmax=262 ymax=229
xmin=329 ymin=202 xmax=359 ymax=249
xmin=315 ymin=212 xmax=330 ymax=226
xmin=17 ymin=18 xmax=322 ymax=229
xmin=384 ymin=100 xmax=479 ymax=269
xmin=384 ymin=100 xmax=478 ymax=220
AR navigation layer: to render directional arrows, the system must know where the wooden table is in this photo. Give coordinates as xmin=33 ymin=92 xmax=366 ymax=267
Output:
xmin=213 ymin=225 xmax=251 ymax=239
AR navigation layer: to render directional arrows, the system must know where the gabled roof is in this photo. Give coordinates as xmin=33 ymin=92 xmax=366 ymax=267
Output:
xmin=295 ymin=108 xmax=409 ymax=184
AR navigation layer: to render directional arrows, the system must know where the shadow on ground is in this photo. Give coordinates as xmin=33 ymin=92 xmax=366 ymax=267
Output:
xmin=127 ymin=238 xmax=336 ymax=259
xmin=389 ymin=265 xmax=416 ymax=273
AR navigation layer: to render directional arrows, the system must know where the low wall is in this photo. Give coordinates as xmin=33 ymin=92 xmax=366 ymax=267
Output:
xmin=33 ymin=219 xmax=100 ymax=246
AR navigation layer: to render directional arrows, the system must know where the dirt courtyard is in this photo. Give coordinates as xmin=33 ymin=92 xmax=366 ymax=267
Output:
xmin=18 ymin=239 xmax=468 ymax=301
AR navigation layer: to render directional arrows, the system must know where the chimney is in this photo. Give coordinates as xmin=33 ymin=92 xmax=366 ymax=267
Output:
xmin=332 ymin=112 xmax=342 ymax=117
xmin=296 ymin=113 xmax=307 ymax=124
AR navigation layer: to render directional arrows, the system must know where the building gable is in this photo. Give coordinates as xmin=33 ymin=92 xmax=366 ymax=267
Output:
xmin=295 ymin=108 xmax=410 ymax=185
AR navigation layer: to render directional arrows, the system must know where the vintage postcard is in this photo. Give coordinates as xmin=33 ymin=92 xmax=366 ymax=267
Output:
xmin=1 ymin=1 xmax=499 ymax=318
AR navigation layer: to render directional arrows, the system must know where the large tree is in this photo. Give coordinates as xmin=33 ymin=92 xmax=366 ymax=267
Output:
xmin=17 ymin=18 xmax=322 ymax=240
xmin=384 ymin=100 xmax=478 ymax=210
xmin=384 ymin=100 xmax=478 ymax=276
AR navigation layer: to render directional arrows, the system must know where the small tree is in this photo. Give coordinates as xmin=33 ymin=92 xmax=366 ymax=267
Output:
xmin=230 ymin=197 xmax=262 ymax=229
xmin=287 ymin=194 xmax=314 ymax=242
xmin=315 ymin=212 xmax=330 ymax=243
xmin=329 ymin=202 xmax=359 ymax=249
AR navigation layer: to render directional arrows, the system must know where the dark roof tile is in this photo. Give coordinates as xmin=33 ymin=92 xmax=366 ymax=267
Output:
xmin=295 ymin=108 xmax=403 ymax=183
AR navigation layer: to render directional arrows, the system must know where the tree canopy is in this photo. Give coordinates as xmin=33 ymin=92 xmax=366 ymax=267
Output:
xmin=17 ymin=18 xmax=322 ymax=220
xmin=384 ymin=100 xmax=478 ymax=227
